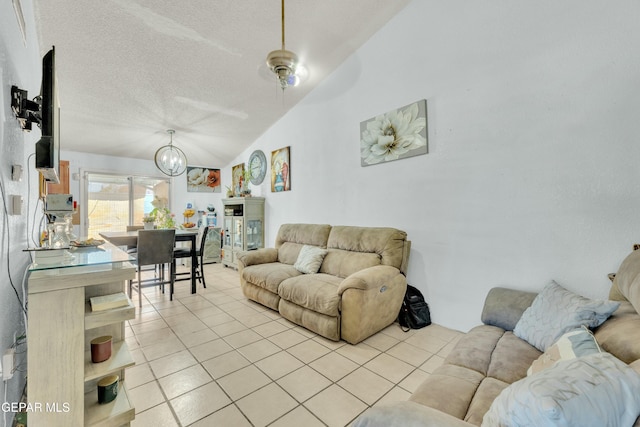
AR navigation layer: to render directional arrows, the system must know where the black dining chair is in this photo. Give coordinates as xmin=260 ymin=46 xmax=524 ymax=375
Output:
xmin=129 ymin=229 xmax=175 ymax=307
xmin=171 ymin=227 xmax=209 ymax=299
xmin=125 ymin=225 xmax=144 ymax=254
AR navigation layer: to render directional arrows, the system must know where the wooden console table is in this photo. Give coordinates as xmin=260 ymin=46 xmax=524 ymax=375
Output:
xmin=27 ymin=243 xmax=136 ymax=426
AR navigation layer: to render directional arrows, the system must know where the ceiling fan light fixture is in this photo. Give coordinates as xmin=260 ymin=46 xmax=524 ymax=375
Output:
xmin=154 ymin=129 xmax=187 ymax=177
xmin=266 ymin=0 xmax=303 ymax=91
xmin=266 ymin=48 xmax=299 ymax=89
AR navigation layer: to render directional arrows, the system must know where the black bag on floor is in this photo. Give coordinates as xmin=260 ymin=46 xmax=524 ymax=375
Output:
xmin=398 ymin=284 xmax=431 ymax=331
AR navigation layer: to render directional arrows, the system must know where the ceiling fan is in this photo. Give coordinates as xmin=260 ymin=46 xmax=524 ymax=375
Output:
xmin=265 ymin=0 xmax=307 ymax=90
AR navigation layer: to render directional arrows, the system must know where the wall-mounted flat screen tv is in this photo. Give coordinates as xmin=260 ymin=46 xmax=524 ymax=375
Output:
xmin=35 ymin=46 xmax=60 ymax=184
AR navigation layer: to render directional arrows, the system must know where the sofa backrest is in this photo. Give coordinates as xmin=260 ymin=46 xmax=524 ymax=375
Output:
xmin=596 ymin=249 xmax=640 ymax=364
xmin=319 ymin=226 xmax=409 ymax=278
xmin=610 ymin=248 xmax=640 ymax=313
xmin=275 ymin=223 xmax=332 ymax=265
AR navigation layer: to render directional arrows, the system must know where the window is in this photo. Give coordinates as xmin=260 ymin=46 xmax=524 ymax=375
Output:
xmin=83 ymin=172 xmax=170 ymax=239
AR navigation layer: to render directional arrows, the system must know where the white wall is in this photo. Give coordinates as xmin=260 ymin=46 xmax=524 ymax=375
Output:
xmin=223 ymin=0 xmax=640 ymax=332
xmin=0 ymin=0 xmax=41 ymax=415
xmin=60 ymin=0 xmax=640 ymax=333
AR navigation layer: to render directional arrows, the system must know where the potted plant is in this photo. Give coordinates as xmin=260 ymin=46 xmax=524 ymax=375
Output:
xmin=142 ymin=215 xmax=155 ymax=230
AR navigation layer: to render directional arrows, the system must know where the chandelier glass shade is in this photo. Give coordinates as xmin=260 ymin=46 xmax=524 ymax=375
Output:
xmin=266 ymin=0 xmax=302 ymax=90
xmin=154 ymin=129 xmax=187 ymax=177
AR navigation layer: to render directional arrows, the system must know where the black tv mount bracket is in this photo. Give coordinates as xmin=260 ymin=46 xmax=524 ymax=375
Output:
xmin=11 ymin=85 xmax=41 ymax=131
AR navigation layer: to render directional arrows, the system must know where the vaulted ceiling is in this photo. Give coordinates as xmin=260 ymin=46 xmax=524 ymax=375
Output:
xmin=33 ymin=0 xmax=411 ymax=168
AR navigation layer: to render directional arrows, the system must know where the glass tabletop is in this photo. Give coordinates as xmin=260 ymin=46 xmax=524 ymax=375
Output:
xmin=27 ymin=242 xmax=134 ymax=272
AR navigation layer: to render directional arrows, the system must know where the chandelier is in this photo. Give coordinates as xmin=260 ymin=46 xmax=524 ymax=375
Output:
xmin=154 ymin=129 xmax=187 ymax=177
xmin=266 ymin=0 xmax=303 ymax=90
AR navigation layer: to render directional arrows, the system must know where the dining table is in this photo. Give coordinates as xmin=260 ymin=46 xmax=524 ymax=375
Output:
xmin=99 ymin=228 xmax=200 ymax=294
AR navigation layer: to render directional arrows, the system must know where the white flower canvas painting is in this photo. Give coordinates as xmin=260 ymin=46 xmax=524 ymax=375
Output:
xmin=186 ymin=166 xmax=221 ymax=192
xmin=360 ymin=99 xmax=428 ymax=166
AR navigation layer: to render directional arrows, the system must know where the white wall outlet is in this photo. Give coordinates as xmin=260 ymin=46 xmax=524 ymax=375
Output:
xmin=2 ymin=348 xmax=15 ymax=381
xmin=11 ymin=195 xmax=23 ymax=215
xmin=11 ymin=164 xmax=23 ymax=181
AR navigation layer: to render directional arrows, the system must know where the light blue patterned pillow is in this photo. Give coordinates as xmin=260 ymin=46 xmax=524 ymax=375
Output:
xmin=527 ymin=326 xmax=601 ymax=375
xmin=482 ymin=352 xmax=640 ymax=427
xmin=513 ymin=281 xmax=619 ymax=351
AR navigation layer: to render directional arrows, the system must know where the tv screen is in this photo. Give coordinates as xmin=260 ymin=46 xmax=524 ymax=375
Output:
xmin=35 ymin=46 xmax=60 ymax=184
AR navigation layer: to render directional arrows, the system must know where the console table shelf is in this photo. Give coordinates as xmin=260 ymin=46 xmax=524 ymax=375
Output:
xmin=84 ymin=340 xmax=135 ymax=382
xmin=27 ymin=244 xmax=136 ymax=426
xmin=84 ymin=300 xmax=135 ymax=330
xmin=84 ymin=383 xmax=134 ymax=427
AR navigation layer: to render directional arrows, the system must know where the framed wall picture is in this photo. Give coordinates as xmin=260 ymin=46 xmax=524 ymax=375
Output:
xmin=360 ymin=99 xmax=428 ymax=166
xmin=186 ymin=166 xmax=221 ymax=193
xmin=231 ymin=163 xmax=245 ymax=196
xmin=271 ymin=146 xmax=290 ymax=192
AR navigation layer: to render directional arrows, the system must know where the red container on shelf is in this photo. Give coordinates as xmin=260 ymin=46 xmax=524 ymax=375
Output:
xmin=90 ymin=335 xmax=112 ymax=363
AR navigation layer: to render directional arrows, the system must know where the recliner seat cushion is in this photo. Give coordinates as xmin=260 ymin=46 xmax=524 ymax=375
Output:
xmin=278 ymin=273 xmax=342 ymax=316
xmin=242 ymin=262 xmax=301 ymax=293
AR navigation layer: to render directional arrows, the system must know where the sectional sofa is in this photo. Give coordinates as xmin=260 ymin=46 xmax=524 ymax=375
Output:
xmin=353 ymin=249 xmax=640 ymax=426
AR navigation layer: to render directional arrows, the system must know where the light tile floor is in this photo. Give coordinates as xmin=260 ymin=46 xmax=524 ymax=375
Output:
xmin=126 ymin=263 xmax=463 ymax=427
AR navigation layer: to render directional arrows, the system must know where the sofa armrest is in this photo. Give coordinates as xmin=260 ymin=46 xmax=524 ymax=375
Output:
xmin=481 ymin=287 xmax=538 ymax=331
xmin=337 ymin=265 xmax=403 ymax=295
xmin=339 ymin=265 xmax=407 ymax=344
xmin=352 ymin=401 xmax=475 ymax=427
xmin=236 ymin=248 xmax=278 ymax=269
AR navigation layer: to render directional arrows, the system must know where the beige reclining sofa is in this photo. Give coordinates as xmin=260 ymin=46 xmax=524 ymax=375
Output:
xmin=236 ymin=223 xmax=410 ymax=344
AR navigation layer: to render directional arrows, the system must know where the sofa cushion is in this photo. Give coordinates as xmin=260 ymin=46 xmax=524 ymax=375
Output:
xmin=353 ymin=401 xmax=476 ymax=427
xmin=320 ymin=249 xmax=382 ymax=279
xmin=275 ymin=224 xmax=331 ymax=265
xmin=410 ymin=364 xmax=486 ymax=420
xmin=444 ymin=325 xmax=505 ymax=376
xmin=322 ymin=226 xmax=407 ymax=273
xmin=293 ymin=245 xmax=328 ymax=274
xmin=528 ymin=327 xmax=601 ymax=376
xmin=482 ymin=352 xmax=640 ymax=427
xmin=242 ymin=262 xmax=301 ymax=294
xmin=278 ymin=273 xmax=343 ymax=316
xmin=594 ymin=302 xmax=640 ymax=364
xmin=513 ymin=280 xmax=620 ymax=351
xmin=611 ymin=249 xmax=640 ymax=313
xmin=486 ymin=331 xmax=541 ymax=384
xmin=465 ymin=377 xmax=510 ymax=426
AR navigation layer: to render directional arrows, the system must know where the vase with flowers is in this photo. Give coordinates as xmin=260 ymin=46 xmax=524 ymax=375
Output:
xmin=241 ymin=166 xmax=252 ymax=197
xmin=148 ymin=207 xmax=176 ymax=229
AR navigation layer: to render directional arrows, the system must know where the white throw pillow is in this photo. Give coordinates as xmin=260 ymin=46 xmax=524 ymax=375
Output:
xmin=513 ymin=281 xmax=619 ymax=351
xmin=527 ymin=326 xmax=601 ymax=376
xmin=293 ymin=245 xmax=328 ymax=274
xmin=482 ymin=352 xmax=640 ymax=427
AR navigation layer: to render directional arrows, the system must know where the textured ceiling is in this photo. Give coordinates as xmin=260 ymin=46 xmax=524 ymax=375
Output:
xmin=33 ymin=0 xmax=411 ymax=168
